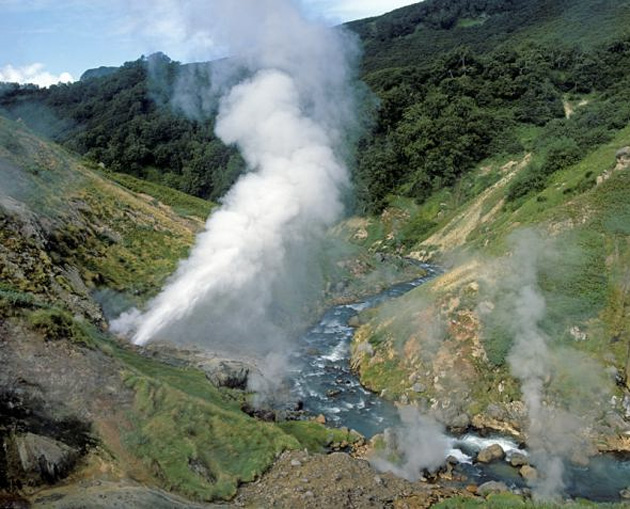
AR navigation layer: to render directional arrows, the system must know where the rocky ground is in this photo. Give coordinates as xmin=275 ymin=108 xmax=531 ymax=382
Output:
xmin=235 ymin=450 xmax=470 ymax=508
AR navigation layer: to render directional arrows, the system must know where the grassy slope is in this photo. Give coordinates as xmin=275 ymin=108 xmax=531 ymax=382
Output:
xmin=344 ymin=121 xmax=630 ymax=445
xmin=0 ymin=115 xmax=353 ymax=502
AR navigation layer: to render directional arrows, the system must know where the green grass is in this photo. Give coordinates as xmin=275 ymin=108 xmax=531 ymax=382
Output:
xmin=106 ymin=171 xmax=215 ymax=220
xmin=433 ymin=493 xmax=628 ymax=508
xmin=277 ymin=421 xmax=360 ymax=453
xmin=92 ymin=337 xmax=300 ymax=501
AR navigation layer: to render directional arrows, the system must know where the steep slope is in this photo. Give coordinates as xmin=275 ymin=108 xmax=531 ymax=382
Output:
xmin=0 ymin=116 xmax=363 ymax=505
xmin=349 ymin=0 xmax=630 ymax=74
xmin=345 ymin=123 xmax=630 ymax=453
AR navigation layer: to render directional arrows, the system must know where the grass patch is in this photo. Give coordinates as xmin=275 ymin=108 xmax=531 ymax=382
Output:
xmin=107 ymin=171 xmax=215 ymax=220
xmin=433 ymin=493 xmax=627 ymax=508
xmin=91 ymin=337 xmax=302 ymax=502
xmin=277 ymin=421 xmax=360 ymax=453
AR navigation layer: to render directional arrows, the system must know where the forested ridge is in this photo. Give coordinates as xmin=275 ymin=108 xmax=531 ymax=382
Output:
xmin=1 ymin=0 xmax=630 ymax=214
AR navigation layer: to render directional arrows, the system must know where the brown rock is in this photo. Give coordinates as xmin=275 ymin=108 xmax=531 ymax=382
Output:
xmin=314 ymin=414 xmax=326 ymax=425
xmin=520 ymin=465 xmax=538 ymax=482
xmin=476 ymin=444 xmax=505 ymax=463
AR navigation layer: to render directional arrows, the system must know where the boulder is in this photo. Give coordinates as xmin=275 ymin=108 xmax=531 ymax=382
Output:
xmin=476 ymin=443 xmax=505 ymax=463
xmin=449 ymin=413 xmax=470 ymax=431
xmin=616 ymin=146 xmax=630 ymax=160
xmin=509 ymin=452 xmax=529 ymax=467
xmin=7 ymin=432 xmax=78 ymax=485
xmin=199 ymin=359 xmax=250 ymax=389
xmin=519 ymin=465 xmax=538 ymax=482
xmin=620 ymin=487 xmax=630 ymax=499
xmin=477 ymin=481 xmax=509 ymax=496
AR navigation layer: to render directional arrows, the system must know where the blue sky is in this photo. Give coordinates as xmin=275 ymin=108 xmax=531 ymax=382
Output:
xmin=0 ymin=0 xmax=419 ymax=87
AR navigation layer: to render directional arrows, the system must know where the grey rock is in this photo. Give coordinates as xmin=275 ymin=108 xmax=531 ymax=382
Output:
xmin=616 ymin=146 xmax=630 ymax=160
xmin=478 ymin=481 xmax=509 ymax=496
xmin=620 ymin=487 xmax=630 ymax=499
xmin=412 ymin=383 xmax=426 ymax=393
xmin=8 ymin=432 xmax=78 ymax=485
xmin=509 ymin=452 xmax=529 ymax=467
xmin=199 ymin=359 xmax=250 ymax=389
xmin=449 ymin=413 xmax=470 ymax=431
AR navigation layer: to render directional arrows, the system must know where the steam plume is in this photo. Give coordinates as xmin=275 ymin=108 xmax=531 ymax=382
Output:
xmin=112 ymin=1 xmax=360 ymax=360
xmin=490 ymin=230 xmax=600 ymax=500
xmin=369 ymin=407 xmax=449 ymax=480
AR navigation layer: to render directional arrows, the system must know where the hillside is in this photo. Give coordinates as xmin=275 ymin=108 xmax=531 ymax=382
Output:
xmin=343 ymin=122 xmax=630 ymax=455
xmin=1 ymin=0 xmax=630 ymax=505
xmin=349 ymin=0 xmax=630 ymax=74
xmin=0 ymin=116 xmax=370 ymax=505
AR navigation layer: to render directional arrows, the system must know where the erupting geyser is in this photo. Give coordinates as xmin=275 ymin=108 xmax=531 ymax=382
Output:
xmin=112 ymin=0 xmax=360 ymax=357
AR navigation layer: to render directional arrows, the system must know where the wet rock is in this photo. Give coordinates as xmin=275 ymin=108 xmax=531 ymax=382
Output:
xmin=509 ymin=452 xmax=529 ymax=467
xmin=478 ymin=481 xmax=509 ymax=496
xmin=476 ymin=444 xmax=505 ymax=463
xmin=7 ymin=432 xmax=78 ymax=486
xmin=519 ymin=465 xmax=538 ymax=482
xmin=326 ymin=389 xmax=341 ymax=398
xmin=620 ymin=487 xmax=630 ymax=499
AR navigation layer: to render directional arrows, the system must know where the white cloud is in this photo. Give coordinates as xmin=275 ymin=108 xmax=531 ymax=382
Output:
xmin=0 ymin=63 xmax=75 ymax=87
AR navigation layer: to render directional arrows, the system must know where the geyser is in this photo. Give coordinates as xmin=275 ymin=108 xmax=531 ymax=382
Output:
xmin=112 ymin=0 xmax=360 ymax=359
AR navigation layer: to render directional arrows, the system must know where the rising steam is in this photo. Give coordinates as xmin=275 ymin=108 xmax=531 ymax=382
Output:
xmin=483 ymin=230 xmax=609 ymax=500
xmin=112 ymin=1 xmax=360 ymax=360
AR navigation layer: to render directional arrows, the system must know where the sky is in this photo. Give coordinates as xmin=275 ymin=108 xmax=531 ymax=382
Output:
xmin=0 ymin=0 xmax=419 ymax=87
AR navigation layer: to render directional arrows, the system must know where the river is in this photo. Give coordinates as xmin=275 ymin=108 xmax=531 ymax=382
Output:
xmin=288 ymin=266 xmax=630 ymax=502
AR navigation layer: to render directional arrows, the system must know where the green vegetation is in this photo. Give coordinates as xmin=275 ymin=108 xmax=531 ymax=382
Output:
xmin=0 ymin=53 xmax=245 ymax=201
xmin=106 ymin=171 xmax=214 ymax=220
xmin=434 ymin=493 xmax=628 ymax=508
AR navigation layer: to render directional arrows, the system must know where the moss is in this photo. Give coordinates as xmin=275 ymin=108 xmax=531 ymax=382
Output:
xmin=26 ymin=308 xmax=94 ymax=347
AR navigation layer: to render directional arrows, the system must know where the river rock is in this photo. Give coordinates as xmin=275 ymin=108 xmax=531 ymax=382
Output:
xmin=477 ymin=481 xmax=509 ymax=496
xmin=7 ymin=432 xmax=78 ymax=485
xmin=519 ymin=465 xmax=538 ymax=482
xmin=509 ymin=452 xmax=529 ymax=467
xmin=620 ymin=487 xmax=630 ymax=499
xmin=476 ymin=444 xmax=505 ymax=463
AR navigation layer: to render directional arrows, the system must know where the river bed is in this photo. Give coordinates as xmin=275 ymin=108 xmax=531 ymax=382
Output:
xmin=288 ymin=266 xmax=630 ymax=502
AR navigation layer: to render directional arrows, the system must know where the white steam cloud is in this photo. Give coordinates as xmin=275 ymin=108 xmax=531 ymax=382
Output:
xmin=0 ymin=63 xmax=74 ymax=88
xmin=112 ymin=1 xmax=360 ymax=364
xmin=369 ymin=407 xmax=449 ymax=480
xmin=492 ymin=230 xmax=601 ymax=500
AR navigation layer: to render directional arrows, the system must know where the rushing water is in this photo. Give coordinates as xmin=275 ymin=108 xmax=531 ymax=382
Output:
xmin=288 ymin=265 xmax=630 ymax=502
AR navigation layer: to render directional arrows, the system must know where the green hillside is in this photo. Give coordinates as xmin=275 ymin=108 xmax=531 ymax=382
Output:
xmin=0 ymin=116 xmax=359 ymax=504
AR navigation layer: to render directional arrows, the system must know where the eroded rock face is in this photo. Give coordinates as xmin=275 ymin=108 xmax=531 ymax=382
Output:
xmin=199 ymin=359 xmax=251 ymax=390
xmin=6 ymin=433 xmax=78 ymax=487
